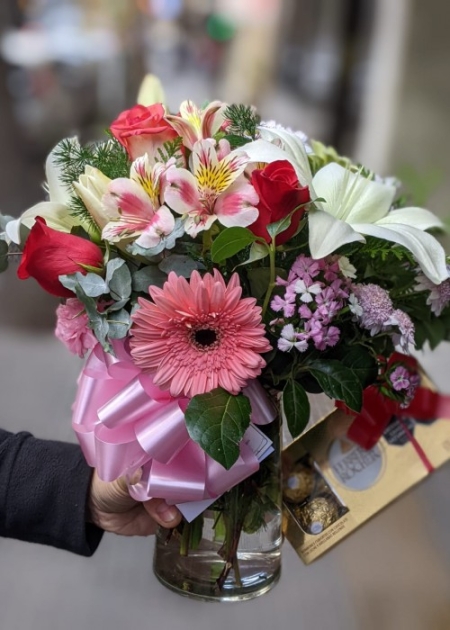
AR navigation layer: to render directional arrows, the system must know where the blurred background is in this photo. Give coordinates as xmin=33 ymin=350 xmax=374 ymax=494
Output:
xmin=1 ymin=1 xmax=450 ymax=629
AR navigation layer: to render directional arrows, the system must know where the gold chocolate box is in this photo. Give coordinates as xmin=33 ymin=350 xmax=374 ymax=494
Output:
xmin=282 ymin=381 xmax=450 ymax=564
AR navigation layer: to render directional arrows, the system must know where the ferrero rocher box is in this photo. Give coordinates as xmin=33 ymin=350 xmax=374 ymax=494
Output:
xmin=282 ymin=377 xmax=450 ymax=564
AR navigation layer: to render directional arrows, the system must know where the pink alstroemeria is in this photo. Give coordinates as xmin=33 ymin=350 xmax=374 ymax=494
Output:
xmin=164 ymin=139 xmax=259 ymax=237
xmin=165 ymin=100 xmax=227 ymax=150
xmin=102 ymin=155 xmax=175 ymax=248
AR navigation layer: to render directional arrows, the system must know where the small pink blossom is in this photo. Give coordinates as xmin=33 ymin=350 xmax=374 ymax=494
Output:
xmin=55 ymin=298 xmax=96 ymax=357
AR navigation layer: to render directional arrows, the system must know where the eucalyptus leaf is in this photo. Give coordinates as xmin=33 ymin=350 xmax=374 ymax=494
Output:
xmin=107 ymin=308 xmax=131 ymax=339
xmin=307 ymin=359 xmax=362 ymax=411
xmin=77 ymin=272 xmax=109 ymax=297
xmin=0 ymin=214 xmax=14 ymax=231
xmin=105 ymin=298 xmax=130 ymax=312
xmin=185 ymin=388 xmax=252 ymax=469
xmin=211 ymin=227 xmax=256 ymax=263
xmin=132 ymin=265 xmax=167 ymax=292
xmin=107 ymin=259 xmax=132 ymax=300
xmin=282 ymin=380 xmax=310 ymax=439
xmin=159 ymin=254 xmax=201 ymax=277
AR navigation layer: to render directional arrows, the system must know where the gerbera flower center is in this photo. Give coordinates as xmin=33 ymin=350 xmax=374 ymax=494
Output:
xmin=192 ymin=327 xmax=219 ymax=349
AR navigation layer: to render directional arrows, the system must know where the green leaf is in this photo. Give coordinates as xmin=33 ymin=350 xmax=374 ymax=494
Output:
xmin=77 ymin=272 xmax=109 ymax=297
xmin=235 ymin=241 xmax=269 ymax=267
xmin=107 ymin=308 xmax=131 ymax=339
xmin=159 ymin=254 xmax=200 ymax=277
xmin=266 ymin=214 xmax=293 ymax=240
xmin=282 ymin=380 xmax=310 ymax=439
xmin=185 ymin=388 xmax=252 ymax=469
xmin=107 ymin=259 xmax=132 ymax=301
xmin=0 ymin=240 xmax=9 ymax=272
xmin=340 ymin=346 xmax=378 ymax=388
xmin=247 ymin=267 xmax=287 ymax=299
xmin=222 ymin=134 xmax=250 ymax=148
xmin=211 ymin=227 xmax=256 ymax=263
xmin=307 ymin=359 xmax=362 ymax=411
xmin=132 ymin=265 xmax=167 ymax=292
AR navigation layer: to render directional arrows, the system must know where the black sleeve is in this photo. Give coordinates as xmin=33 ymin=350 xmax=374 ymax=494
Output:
xmin=0 ymin=428 xmax=103 ymax=556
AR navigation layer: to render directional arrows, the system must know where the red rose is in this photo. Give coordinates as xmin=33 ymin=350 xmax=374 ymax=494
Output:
xmin=249 ymin=160 xmax=310 ymax=245
xmin=17 ymin=218 xmax=104 ymax=298
xmin=110 ymin=103 xmax=178 ymax=160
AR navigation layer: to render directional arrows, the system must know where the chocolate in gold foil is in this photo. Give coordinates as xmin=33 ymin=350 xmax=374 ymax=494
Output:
xmin=295 ymin=496 xmax=340 ymax=534
xmin=283 ymin=463 xmax=315 ymax=503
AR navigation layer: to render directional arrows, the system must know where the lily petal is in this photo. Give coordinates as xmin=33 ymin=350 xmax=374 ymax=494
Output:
xmin=308 ymin=208 xmax=365 ymax=259
xmin=376 ymin=206 xmax=443 ymax=231
xmin=236 ymin=139 xmax=314 ymax=193
xmin=5 ymin=202 xmax=79 ymax=244
xmin=258 ymin=126 xmax=314 ymax=188
xmin=137 ymin=74 xmax=166 ymax=106
xmin=46 ymin=139 xmax=76 ymax=205
xmin=312 ymin=163 xmax=396 ymax=224
xmin=352 ymin=222 xmax=448 ymax=284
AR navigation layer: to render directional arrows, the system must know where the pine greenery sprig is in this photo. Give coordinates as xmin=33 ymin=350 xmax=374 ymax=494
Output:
xmin=52 ymin=136 xmax=130 ymax=231
xmin=156 ymin=137 xmax=184 ymax=165
xmin=53 ymin=137 xmax=130 ymax=187
xmin=224 ymin=104 xmax=261 ymax=139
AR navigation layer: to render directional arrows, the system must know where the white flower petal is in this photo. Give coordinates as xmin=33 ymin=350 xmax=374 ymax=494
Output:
xmin=137 ymin=74 xmax=166 ymax=106
xmin=377 ymin=207 xmax=443 ymax=230
xmin=6 ymin=202 xmax=78 ymax=244
xmin=46 ymin=140 xmax=77 ymax=204
xmin=258 ymin=126 xmax=313 ymax=188
xmin=308 ymin=207 xmax=365 ymax=259
xmin=312 ymin=163 xmax=396 ymax=224
xmin=234 ymin=139 xmax=314 ymax=192
xmin=353 ymin=222 xmax=448 ymax=284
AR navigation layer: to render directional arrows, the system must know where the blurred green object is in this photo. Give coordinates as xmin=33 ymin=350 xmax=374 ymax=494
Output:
xmin=206 ymin=13 xmax=236 ymax=42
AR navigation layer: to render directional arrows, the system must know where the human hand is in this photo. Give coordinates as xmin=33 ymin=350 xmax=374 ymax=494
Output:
xmin=88 ymin=470 xmax=182 ymax=536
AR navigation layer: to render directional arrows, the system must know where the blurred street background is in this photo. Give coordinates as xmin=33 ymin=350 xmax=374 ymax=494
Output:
xmin=0 ymin=1 xmax=450 ymax=629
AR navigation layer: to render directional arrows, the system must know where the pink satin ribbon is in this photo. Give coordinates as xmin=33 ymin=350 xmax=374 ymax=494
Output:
xmin=72 ymin=341 xmax=277 ymax=504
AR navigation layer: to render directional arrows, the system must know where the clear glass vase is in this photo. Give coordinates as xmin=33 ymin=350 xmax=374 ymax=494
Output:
xmin=153 ymin=420 xmax=282 ymax=602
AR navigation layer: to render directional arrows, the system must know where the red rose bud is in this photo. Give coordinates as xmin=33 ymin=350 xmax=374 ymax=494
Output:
xmin=110 ymin=103 xmax=178 ymax=160
xmin=17 ymin=217 xmax=104 ymax=298
xmin=249 ymin=160 xmax=310 ymax=245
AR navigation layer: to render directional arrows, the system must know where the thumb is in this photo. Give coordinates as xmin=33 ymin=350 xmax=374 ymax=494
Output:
xmin=143 ymin=498 xmax=182 ymax=528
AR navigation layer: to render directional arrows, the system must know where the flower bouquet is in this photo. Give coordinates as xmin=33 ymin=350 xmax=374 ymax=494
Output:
xmin=2 ymin=75 xmax=450 ymax=601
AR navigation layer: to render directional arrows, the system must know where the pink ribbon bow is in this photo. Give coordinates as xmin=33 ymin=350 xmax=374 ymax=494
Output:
xmin=72 ymin=340 xmax=277 ymax=505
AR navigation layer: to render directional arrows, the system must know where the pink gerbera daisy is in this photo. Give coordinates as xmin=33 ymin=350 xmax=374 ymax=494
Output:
xmin=130 ymin=269 xmax=271 ymax=398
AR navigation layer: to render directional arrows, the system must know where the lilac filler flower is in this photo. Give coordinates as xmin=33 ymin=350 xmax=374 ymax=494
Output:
xmin=277 ymin=324 xmax=308 ymax=352
xmin=415 ymin=270 xmax=450 ymax=316
xmin=385 ymin=309 xmax=415 ymax=351
xmin=389 ymin=366 xmax=412 ymax=391
xmin=352 ymin=283 xmax=394 ymax=335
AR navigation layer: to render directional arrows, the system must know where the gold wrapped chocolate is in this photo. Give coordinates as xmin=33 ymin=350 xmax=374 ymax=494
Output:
xmin=283 ymin=464 xmax=315 ymax=503
xmin=295 ymin=496 xmax=339 ymax=535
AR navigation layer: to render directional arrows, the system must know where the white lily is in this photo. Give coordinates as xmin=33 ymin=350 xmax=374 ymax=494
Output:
xmin=137 ymin=74 xmax=166 ymax=106
xmin=309 ymin=163 xmax=448 ymax=284
xmin=6 ymin=139 xmax=81 ymax=245
xmin=72 ymin=166 xmax=111 ymax=229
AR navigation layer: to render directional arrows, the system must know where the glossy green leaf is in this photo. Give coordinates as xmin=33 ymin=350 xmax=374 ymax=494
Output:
xmin=211 ymin=227 xmax=256 ymax=263
xmin=185 ymin=388 xmax=252 ymax=469
xmin=282 ymin=380 xmax=310 ymax=439
xmin=307 ymin=359 xmax=362 ymax=411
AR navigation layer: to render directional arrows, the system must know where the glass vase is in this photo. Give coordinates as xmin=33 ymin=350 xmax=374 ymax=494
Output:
xmin=153 ymin=420 xmax=282 ymax=602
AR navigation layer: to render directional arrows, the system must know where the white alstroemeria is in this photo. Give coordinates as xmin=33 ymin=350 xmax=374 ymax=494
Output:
xmin=6 ymin=139 xmax=80 ymax=244
xmin=73 ymin=166 xmax=111 ymax=229
xmin=309 ymin=163 xmax=448 ymax=284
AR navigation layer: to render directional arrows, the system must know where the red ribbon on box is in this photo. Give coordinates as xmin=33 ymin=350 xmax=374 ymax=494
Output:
xmin=342 ymin=368 xmax=450 ymax=473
